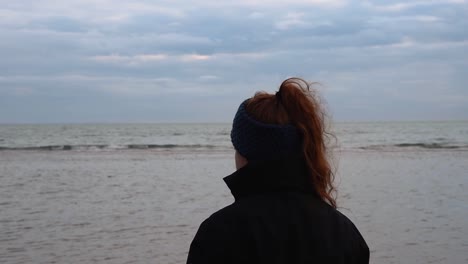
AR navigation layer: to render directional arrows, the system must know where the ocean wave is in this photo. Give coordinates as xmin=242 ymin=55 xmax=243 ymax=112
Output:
xmin=0 ymin=144 xmax=218 ymax=151
xmin=394 ymin=143 xmax=461 ymax=149
xmin=2 ymin=142 xmax=466 ymax=152
xmin=360 ymin=142 xmax=467 ymax=150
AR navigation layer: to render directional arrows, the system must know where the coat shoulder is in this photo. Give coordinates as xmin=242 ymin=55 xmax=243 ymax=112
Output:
xmin=187 ymin=203 xmax=252 ymax=264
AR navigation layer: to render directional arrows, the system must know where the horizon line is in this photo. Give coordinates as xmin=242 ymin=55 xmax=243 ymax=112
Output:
xmin=1 ymin=119 xmax=467 ymax=125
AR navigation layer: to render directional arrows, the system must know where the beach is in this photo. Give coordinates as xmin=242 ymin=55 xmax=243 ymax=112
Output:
xmin=2 ymin=0 xmax=467 ymax=262
xmin=1 ymin=148 xmax=467 ymax=264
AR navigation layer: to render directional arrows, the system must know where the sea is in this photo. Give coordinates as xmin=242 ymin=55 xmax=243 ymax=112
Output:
xmin=0 ymin=121 xmax=467 ymax=151
xmin=1 ymin=121 xmax=467 ymax=264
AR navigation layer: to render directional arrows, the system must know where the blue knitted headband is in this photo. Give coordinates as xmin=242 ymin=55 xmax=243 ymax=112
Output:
xmin=230 ymin=99 xmax=302 ymax=161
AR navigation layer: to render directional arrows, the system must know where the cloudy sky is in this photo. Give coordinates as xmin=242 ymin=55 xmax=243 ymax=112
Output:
xmin=1 ymin=0 xmax=467 ymax=123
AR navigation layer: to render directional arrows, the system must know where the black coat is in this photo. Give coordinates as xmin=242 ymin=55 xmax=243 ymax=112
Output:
xmin=187 ymin=157 xmax=369 ymax=264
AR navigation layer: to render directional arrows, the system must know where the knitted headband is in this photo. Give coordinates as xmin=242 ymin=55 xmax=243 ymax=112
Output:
xmin=230 ymin=99 xmax=302 ymax=161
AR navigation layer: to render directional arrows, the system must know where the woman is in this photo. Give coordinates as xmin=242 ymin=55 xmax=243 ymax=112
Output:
xmin=187 ymin=78 xmax=369 ymax=264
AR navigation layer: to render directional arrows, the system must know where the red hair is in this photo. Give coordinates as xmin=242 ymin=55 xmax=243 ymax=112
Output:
xmin=245 ymin=78 xmax=337 ymax=208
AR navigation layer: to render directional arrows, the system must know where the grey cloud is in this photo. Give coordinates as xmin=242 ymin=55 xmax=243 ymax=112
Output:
xmin=0 ymin=0 xmax=467 ymax=122
xmin=30 ymin=16 xmax=89 ymax=33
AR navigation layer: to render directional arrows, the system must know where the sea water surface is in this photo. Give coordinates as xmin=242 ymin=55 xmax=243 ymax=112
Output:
xmin=1 ymin=121 xmax=467 ymax=264
xmin=1 ymin=121 xmax=467 ymax=151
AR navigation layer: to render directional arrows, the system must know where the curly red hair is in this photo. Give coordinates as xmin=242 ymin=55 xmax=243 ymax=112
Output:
xmin=245 ymin=78 xmax=337 ymax=208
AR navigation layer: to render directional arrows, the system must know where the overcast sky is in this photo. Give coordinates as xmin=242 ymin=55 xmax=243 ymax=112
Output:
xmin=1 ymin=0 xmax=467 ymax=123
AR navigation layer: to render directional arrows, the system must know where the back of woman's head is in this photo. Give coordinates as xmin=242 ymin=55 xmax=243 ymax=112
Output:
xmin=232 ymin=77 xmax=336 ymax=208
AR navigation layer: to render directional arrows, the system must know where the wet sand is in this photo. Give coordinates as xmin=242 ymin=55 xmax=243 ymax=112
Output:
xmin=1 ymin=149 xmax=467 ymax=264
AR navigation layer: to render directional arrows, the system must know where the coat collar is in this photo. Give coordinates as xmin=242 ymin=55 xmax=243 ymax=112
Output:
xmin=223 ymin=156 xmax=318 ymax=200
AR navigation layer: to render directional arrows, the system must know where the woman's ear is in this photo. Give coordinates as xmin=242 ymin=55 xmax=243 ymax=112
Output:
xmin=235 ymin=151 xmax=248 ymax=170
